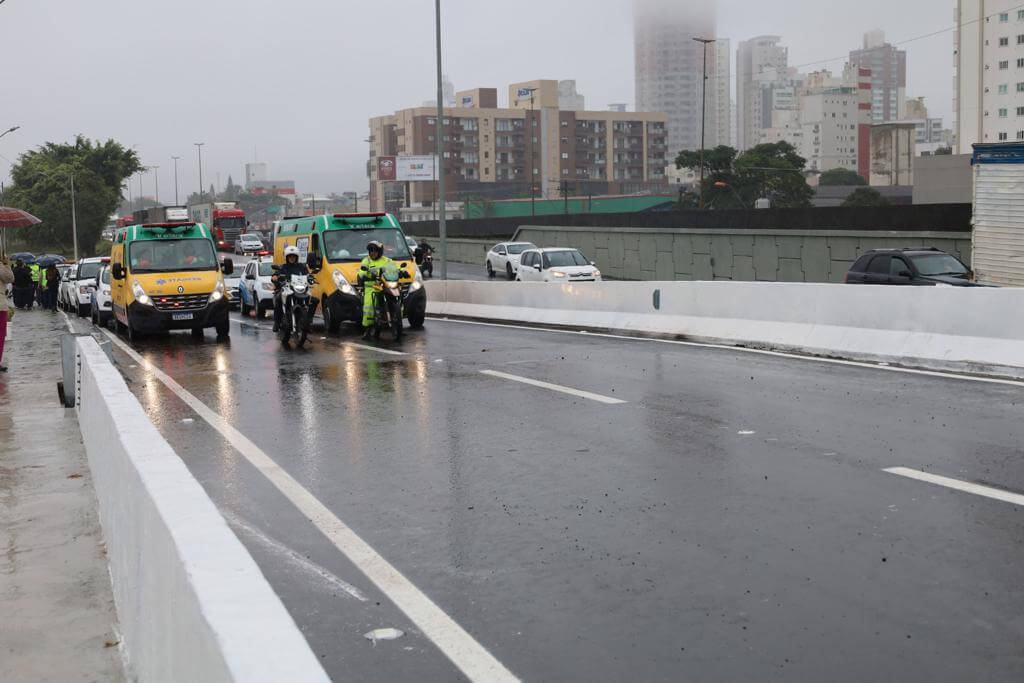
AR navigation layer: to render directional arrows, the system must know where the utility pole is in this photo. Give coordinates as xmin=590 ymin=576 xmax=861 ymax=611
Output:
xmin=70 ymin=173 xmax=79 ymax=261
xmin=434 ymin=0 xmax=447 ymax=280
xmin=171 ymin=156 xmax=180 ymax=205
xmin=194 ymin=142 xmax=205 ymax=201
xmin=693 ymin=37 xmax=715 ymax=210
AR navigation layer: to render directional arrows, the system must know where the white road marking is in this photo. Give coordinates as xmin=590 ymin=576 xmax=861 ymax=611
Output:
xmin=737 ymin=430 xmax=756 ymax=436
xmin=480 ymin=369 xmax=627 ymax=405
xmin=230 ymin=317 xmax=407 ymax=356
xmin=884 ymin=467 xmax=1024 ymax=507
xmin=427 ymin=317 xmax=1024 ymax=388
xmin=100 ymin=328 xmax=519 ymax=683
xmin=222 ymin=510 xmax=368 ymax=603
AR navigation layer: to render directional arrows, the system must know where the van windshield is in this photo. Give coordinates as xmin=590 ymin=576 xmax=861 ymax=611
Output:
xmin=128 ymin=239 xmax=218 ymax=273
xmin=323 ymin=228 xmax=413 ymax=263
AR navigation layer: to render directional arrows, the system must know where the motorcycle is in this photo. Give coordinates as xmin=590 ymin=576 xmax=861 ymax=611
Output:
xmin=361 ymin=263 xmax=409 ymax=341
xmin=276 ymin=273 xmax=316 ymax=348
xmin=421 ymin=251 xmax=434 ymax=278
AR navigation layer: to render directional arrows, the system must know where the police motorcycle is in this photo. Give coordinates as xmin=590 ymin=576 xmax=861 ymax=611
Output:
xmin=273 ymin=253 xmax=320 ymax=348
xmin=360 ymin=261 xmax=410 ymax=342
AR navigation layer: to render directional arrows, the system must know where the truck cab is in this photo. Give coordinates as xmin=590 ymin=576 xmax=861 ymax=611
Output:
xmin=110 ymin=222 xmax=234 ymax=341
xmin=273 ymin=213 xmax=425 ymax=333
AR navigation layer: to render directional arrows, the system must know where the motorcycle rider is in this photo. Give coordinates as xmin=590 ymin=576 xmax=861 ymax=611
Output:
xmin=357 ymin=240 xmax=393 ymax=339
xmin=414 ymin=239 xmax=434 ymax=265
xmin=272 ymin=245 xmax=309 ymax=332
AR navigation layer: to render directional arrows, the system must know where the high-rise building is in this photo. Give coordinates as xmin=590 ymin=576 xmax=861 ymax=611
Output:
xmin=848 ymin=30 xmax=907 ymax=123
xmin=633 ymin=0 xmax=718 ymax=156
xmin=368 ymin=79 xmax=668 ymax=212
xmin=955 ymin=0 xmax=1024 ymax=152
xmin=558 ymin=80 xmax=586 ymax=111
xmin=736 ymin=35 xmax=790 ymax=150
xmin=713 ymin=40 xmax=732 ymax=150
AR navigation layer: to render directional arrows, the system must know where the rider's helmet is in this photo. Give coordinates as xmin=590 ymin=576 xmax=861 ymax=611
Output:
xmin=367 ymin=241 xmax=384 ymax=257
xmin=284 ymin=245 xmax=300 ymax=263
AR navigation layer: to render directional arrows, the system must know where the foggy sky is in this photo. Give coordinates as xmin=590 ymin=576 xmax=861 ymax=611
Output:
xmin=1 ymin=0 xmax=952 ymax=198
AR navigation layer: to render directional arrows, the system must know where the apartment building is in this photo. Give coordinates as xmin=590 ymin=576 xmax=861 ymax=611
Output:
xmin=633 ymin=0 xmax=725 ymax=155
xmin=849 ymin=30 xmax=907 ymax=123
xmin=368 ymin=80 xmax=668 ymax=211
xmin=736 ymin=35 xmax=792 ymax=150
xmin=955 ymin=0 xmax=1024 ymax=152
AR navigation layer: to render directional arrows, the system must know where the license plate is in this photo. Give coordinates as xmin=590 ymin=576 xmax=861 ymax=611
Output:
xmin=172 ymin=312 xmax=194 ymax=321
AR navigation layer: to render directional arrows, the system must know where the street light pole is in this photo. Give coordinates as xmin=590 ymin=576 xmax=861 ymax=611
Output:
xmin=70 ymin=173 xmax=79 ymax=261
xmin=434 ymin=0 xmax=447 ymax=280
xmin=152 ymin=165 xmax=160 ymax=204
xmin=693 ymin=37 xmax=715 ymax=210
xmin=194 ymin=142 xmax=205 ymax=201
xmin=171 ymin=156 xmax=180 ymax=205
xmin=0 ymin=125 xmax=19 ymax=141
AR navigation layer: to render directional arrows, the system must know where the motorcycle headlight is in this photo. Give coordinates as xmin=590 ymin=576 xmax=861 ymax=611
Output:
xmin=208 ymin=279 xmax=225 ymax=303
xmin=411 ymin=281 xmax=423 ymax=291
xmin=132 ymin=282 xmax=152 ymax=306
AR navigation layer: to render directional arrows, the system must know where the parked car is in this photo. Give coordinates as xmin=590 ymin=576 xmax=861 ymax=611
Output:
xmin=516 ymin=248 xmax=602 ymax=283
xmin=55 ymin=264 xmax=75 ymax=310
xmin=486 ymin=241 xmax=537 ymax=280
xmin=90 ymin=265 xmax=114 ymax=328
xmin=845 ymin=248 xmax=980 ymax=286
xmin=238 ymin=255 xmax=276 ymax=319
xmin=235 ymin=233 xmax=265 ymax=255
xmin=223 ymin=257 xmax=243 ymax=310
xmin=62 ymin=257 xmax=108 ymax=316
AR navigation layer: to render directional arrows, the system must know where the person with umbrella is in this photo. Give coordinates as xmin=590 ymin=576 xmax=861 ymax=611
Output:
xmin=0 ymin=251 xmax=13 ymax=371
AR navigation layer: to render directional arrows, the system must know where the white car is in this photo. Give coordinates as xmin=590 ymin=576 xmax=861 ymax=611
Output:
xmin=238 ymin=256 xmax=276 ymax=319
xmin=223 ymin=258 xmax=243 ymax=310
xmin=89 ymin=265 xmax=113 ymax=328
xmin=65 ymin=257 xmax=109 ymax=316
xmin=234 ymin=233 xmax=265 ymax=255
xmin=516 ymin=248 xmax=602 ymax=283
xmin=55 ymin=264 xmax=75 ymax=310
xmin=486 ymin=241 xmax=537 ymax=280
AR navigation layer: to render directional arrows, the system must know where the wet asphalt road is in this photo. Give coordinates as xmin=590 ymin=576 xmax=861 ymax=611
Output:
xmin=68 ymin=306 xmax=1024 ymax=682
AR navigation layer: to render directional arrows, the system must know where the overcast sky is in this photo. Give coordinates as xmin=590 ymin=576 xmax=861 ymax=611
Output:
xmin=0 ymin=0 xmax=952 ymax=198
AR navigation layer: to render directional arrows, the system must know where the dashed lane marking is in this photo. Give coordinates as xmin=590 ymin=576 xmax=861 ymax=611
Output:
xmin=99 ymin=328 xmax=519 ymax=683
xmin=884 ymin=467 xmax=1024 ymax=507
xmin=480 ymin=369 xmax=627 ymax=405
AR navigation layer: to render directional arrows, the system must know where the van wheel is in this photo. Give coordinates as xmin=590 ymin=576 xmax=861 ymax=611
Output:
xmin=126 ymin=317 xmax=138 ymax=343
xmin=408 ymin=308 xmax=425 ymax=329
xmin=323 ymin=303 xmax=341 ymax=334
xmin=191 ymin=328 xmax=204 ymax=340
xmin=215 ymin=314 xmax=230 ymax=338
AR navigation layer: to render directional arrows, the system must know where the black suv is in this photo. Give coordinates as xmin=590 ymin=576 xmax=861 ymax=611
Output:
xmin=845 ymin=248 xmax=979 ymax=286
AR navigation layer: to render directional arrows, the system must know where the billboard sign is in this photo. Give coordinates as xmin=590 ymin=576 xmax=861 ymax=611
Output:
xmin=377 ymin=156 xmax=397 ymax=181
xmin=462 ymin=96 xmax=473 ymax=107
xmin=396 ymin=155 xmax=438 ymax=181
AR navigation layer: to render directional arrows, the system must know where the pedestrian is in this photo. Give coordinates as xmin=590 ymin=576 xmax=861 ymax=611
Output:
xmin=43 ymin=263 xmax=60 ymax=312
xmin=29 ymin=260 xmax=40 ymax=306
xmin=12 ymin=259 xmax=33 ymax=309
xmin=0 ymin=253 xmax=14 ymax=372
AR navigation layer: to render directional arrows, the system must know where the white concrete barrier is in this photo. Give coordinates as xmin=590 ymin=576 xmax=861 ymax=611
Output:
xmin=74 ymin=337 xmax=330 ymax=682
xmin=426 ymin=280 xmax=1024 ymax=378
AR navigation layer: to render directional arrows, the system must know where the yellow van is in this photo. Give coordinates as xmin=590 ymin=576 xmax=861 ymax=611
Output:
xmin=110 ymin=221 xmax=234 ymax=341
xmin=274 ymin=213 xmax=425 ymax=332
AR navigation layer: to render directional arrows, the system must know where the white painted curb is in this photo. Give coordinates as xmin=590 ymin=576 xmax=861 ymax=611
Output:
xmin=426 ymin=280 xmax=1024 ymax=378
xmin=74 ymin=336 xmax=330 ymax=682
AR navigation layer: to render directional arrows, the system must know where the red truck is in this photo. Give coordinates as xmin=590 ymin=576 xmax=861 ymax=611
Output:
xmin=188 ymin=202 xmax=247 ymax=251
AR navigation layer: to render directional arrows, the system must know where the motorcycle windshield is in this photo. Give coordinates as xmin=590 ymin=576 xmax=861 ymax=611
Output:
xmin=380 ymin=264 xmax=401 ymax=282
xmin=290 ymin=275 xmax=307 ymax=287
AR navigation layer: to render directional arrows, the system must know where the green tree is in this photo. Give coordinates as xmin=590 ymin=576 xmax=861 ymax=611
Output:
xmin=818 ymin=167 xmax=866 ymax=186
xmin=841 ymin=187 xmax=889 ymax=207
xmin=674 ymin=145 xmax=737 ymax=175
xmin=675 ymin=142 xmax=813 ymax=209
xmin=6 ymin=136 xmax=141 ymax=254
xmin=934 ymin=146 xmax=953 ymax=155
xmin=221 ymin=175 xmax=242 ymax=201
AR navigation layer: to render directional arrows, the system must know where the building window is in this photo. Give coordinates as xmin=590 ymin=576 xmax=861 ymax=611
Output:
xmin=1019 ymin=35 xmax=1024 ymax=44
xmin=1018 ymin=82 xmax=1024 ymax=92
xmin=561 ymin=152 xmax=568 ymax=159
xmin=1018 ymin=131 xmax=1024 ymax=140
xmin=1019 ymin=9 xmax=1024 ymax=19
xmin=1000 ymin=84 xmax=1009 ymax=94
xmin=1001 ymin=60 xmax=1010 ymax=69
xmin=562 ymin=169 xmax=569 ymax=176
xmin=999 ymin=132 xmax=1009 ymax=140
xmin=1000 ymin=37 xmax=1009 ymax=46
xmin=1000 ymin=108 xmax=1009 ymax=117
xmin=1001 ymin=12 xmax=1010 ymax=22
xmin=1017 ymin=107 xmax=1024 ymax=115
xmin=428 ymin=135 xmax=435 ymax=141
xmin=484 ymin=167 xmax=490 ymax=176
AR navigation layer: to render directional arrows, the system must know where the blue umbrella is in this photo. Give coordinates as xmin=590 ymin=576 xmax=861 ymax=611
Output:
xmin=34 ymin=255 xmax=63 ymax=267
xmin=11 ymin=251 xmax=35 ymax=263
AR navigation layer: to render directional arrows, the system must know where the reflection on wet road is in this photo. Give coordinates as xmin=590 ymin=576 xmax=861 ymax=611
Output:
xmin=74 ymin=310 xmax=1024 ymax=682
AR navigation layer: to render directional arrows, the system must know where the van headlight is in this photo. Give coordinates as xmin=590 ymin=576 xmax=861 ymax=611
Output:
xmin=132 ymin=282 xmax=152 ymax=306
xmin=208 ymin=279 xmax=225 ymax=303
xmin=411 ymin=280 xmax=423 ymax=291
xmin=414 ymin=269 xmax=424 ymax=283
xmin=333 ymin=269 xmax=355 ymax=295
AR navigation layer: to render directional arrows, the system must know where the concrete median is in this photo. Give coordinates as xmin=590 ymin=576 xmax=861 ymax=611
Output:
xmin=425 ymin=280 xmax=1024 ymax=379
xmin=74 ymin=336 xmax=329 ymax=682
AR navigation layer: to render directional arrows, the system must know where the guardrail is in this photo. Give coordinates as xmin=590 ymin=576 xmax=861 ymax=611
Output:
xmin=74 ymin=337 xmax=329 ymax=682
xmin=425 ymin=280 xmax=1024 ymax=379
